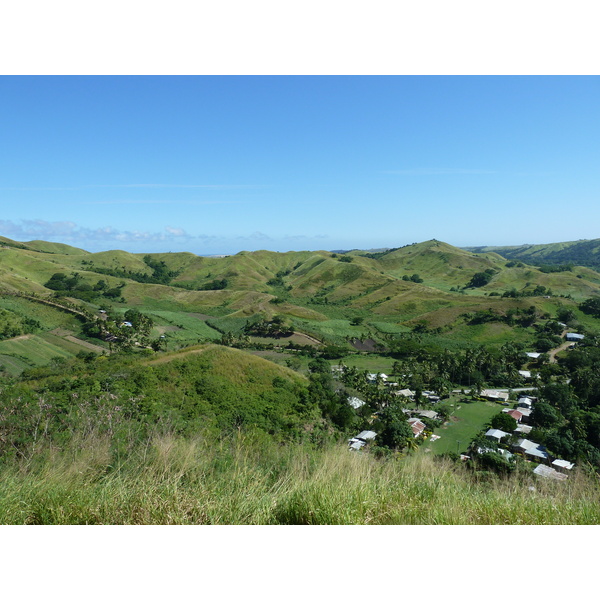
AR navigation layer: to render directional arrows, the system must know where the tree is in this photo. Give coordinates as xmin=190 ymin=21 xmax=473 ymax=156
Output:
xmin=530 ymin=402 xmax=561 ymax=428
xmin=308 ymin=358 xmax=330 ymax=374
xmin=350 ymin=316 xmax=364 ymax=326
xmin=557 ymin=307 xmax=576 ymax=324
xmin=377 ymin=403 xmax=414 ymax=450
xmin=467 ymin=269 xmax=495 ymax=288
xmin=491 ymin=412 xmax=518 ymax=432
xmin=478 ymin=451 xmax=515 ymax=474
xmin=580 ymin=298 xmax=600 ymax=318
xmin=540 ymin=383 xmax=576 ymax=417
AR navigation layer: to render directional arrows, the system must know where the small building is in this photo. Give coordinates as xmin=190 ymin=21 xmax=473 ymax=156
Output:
xmin=552 ymin=459 xmax=575 ymax=472
xmin=393 ymin=388 xmax=414 ymax=398
xmin=533 ymin=464 xmax=568 ymax=480
xmin=518 ymin=370 xmax=532 ymax=379
xmin=517 ymin=407 xmax=532 ymax=423
xmin=348 ymin=439 xmax=366 ymax=451
xmin=485 ymin=429 xmax=511 ymax=442
xmin=481 ymin=390 xmax=509 ymax=402
xmin=514 ymin=423 xmax=533 ymax=435
xmin=413 ymin=409 xmax=439 ymax=420
xmin=367 ymin=373 xmax=388 ymax=384
xmin=566 ymin=332 xmax=585 ymax=342
xmin=407 ymin=418 xmax=426 ymax=438
xmin=347 ymin=397 xmax=365 ymax=410
xmin=518 ymin=397 xmax=533 ymax=409
xmin=506 ymin=409 xmax=523 ymax=422
xmin=526 ymin=446 xmax=550 ymax=462
xmin=348 ymin=430 xmax=377 ymax=451
xmin=526 ymin=352 xmax=541 ymax=359
xmin=513 ymin=439 xmax=549 ymax=462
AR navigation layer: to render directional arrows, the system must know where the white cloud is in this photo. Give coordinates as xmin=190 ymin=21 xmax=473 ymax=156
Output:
xmin=0 ymin=220 xmax=330 ymax=254
xmin=0 ymin=219 xmax=214 ymax=246
xmin=164 ymin=227 xmax=190 ymax=237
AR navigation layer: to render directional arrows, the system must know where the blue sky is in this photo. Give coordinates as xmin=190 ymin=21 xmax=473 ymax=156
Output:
xmin=1 ymin=76 xmax=599 ymax=255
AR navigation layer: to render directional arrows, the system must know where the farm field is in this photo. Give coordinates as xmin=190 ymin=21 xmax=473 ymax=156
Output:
xmin=143 ymin=310 xmax=222 ymax=344
xmin=332 ymin=354 xmax=398 ymax=373
xmin=0 ymin=354 xmax=30 ymax=376
xmin=0 ymin=334 xmax=77 ymax=369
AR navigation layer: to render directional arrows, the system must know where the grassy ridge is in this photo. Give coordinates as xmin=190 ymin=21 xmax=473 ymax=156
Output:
xmin=466 ymin=238 xmax=600 ymax=269
xmin=1 ymin=431 xmax=599 ymax=524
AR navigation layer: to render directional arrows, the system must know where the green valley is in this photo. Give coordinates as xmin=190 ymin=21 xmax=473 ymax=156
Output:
xmin=2 ymin=235 xmax=600 ymax=524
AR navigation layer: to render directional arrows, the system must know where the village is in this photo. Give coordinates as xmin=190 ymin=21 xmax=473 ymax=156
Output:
xmin=344 ymin=365 xmax=576 ymax=481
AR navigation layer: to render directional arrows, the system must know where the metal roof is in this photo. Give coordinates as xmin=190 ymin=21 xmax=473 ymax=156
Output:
xmin=566 ymin=333 xmax=585 ymax=340
xmin=349 ymin=440 xmax=365 ymax=451
xmin=552 ymin=459 xmax=574 ymax=470
xmin=534 ymin=464 xmax=568 ymax=480
xmin=481 ymin=390 xmax=509 ymax=400
xmin=526 ymin=447 xmax=550 ymax=460
xmin=514 ymin=424 xmax=532 ymax=434
xmin=485 ymin=429 xmax=510 ymax=439
xmin=347 ymin=397 xmax=365 ymax=409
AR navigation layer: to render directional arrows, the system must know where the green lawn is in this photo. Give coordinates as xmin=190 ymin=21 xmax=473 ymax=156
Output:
xmin=421 ymin=399 xmax=504 ymax=455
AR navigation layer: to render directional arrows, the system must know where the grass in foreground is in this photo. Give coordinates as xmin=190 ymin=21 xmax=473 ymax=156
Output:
xmin=1 ymin=431 xmax=599 ymax=525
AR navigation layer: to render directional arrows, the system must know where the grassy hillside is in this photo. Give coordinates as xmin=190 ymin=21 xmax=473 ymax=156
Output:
xmin=20 ymin=240 xmax=91 ymax=255
xmin=466 ymin=238 xmax=600 ymax=269
xmin=1 ymin=431 xmax=599 ymax=524
xmin=2 ymin=234 xmax=600 ymax=366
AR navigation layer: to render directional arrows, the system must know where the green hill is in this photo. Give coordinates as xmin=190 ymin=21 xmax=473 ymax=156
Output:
xmin=465 ymin=238 xmax=600 ymax=269
xmin=2 ymin=234 xmax=600 ymax=364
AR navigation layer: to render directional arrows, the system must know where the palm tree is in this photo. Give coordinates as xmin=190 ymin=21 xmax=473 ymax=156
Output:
xmin=404 ymin=436 xmax=419 ymax=454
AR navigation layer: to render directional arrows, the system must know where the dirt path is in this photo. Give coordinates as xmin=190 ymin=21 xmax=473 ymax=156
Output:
xmin=292 ymin=331 xmax=322 ymax=345
xmin=144 ymin=345 xmax=211 ymax=365
xmin=7 ymin=334 xmax=33 ymax=342
xmin=548 ymin=340 xmax=573 ymax=363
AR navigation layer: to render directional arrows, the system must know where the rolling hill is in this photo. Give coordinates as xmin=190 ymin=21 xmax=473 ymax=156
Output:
xmin=2 ymin=234 xmax=600 ymax=374
xmin=465 ymin=238 xmax=600 ymax=269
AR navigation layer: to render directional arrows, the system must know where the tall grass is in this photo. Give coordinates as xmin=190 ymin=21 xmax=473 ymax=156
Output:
xmin=1 ymin=430 xmax=599 ymax=524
